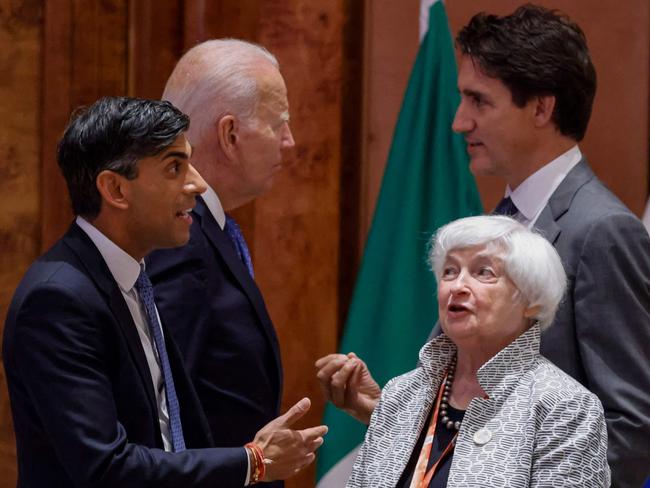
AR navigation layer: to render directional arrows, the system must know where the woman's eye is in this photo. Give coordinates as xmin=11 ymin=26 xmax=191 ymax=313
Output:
xmin=478 ymin=267 xmax=495 ymax=278
xmin=442 ymin=267 xmax=457 ymax=279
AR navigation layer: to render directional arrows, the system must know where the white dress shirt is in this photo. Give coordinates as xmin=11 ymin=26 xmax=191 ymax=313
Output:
xmin=76 ymin=216 xmax=173 ymax=451
xmin=201 ymin=185 xmax=226 ymax=230
xmin=505 ymin=145 xmax=582 ymax=228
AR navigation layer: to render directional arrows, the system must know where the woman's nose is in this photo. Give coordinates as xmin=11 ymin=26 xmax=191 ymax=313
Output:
xmin=450 ymin=272 xmax=470 ymax=294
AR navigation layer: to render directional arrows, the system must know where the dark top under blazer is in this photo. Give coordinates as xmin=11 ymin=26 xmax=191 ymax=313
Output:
xmin=533 ymin=159 xmax=650 ymax=488
xmin=147 ymin=197 xmax=283 ymax=481
xmin=2 ymin=223 xmax=247 ymax=487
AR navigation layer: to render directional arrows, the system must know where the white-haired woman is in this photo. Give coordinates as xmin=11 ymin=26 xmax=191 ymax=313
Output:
xmin=347 ymin=216 xmax=610 ymax=488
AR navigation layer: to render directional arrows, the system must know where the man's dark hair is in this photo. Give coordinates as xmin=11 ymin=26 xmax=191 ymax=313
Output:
xmin=57 ymin=96 xmax=190 ymax=219
xmin=456 ymin=4 xmax=596 ymax=141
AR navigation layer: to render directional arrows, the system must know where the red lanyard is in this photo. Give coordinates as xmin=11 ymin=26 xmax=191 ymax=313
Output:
xmin=409 ymin=372 xmax=458 ymax=488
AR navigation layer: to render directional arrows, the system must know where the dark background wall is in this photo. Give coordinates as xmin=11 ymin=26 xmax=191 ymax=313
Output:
xmin=0 ymin=1 xmax=647 ymax=486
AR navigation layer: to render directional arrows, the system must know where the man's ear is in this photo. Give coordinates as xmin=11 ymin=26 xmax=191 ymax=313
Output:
xmin=96 ymin=170 xmax=129 ymax=211
xmin=533 ymin=95 xmax=556 ymax=128
xmin=216 ymin=115 xmax=239 ymax=161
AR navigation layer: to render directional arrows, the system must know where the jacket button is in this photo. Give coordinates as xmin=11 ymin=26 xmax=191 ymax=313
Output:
xmin=473 ymin=428 xmax=492 ymax=445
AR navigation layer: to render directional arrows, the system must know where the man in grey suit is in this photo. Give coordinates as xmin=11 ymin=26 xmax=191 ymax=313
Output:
xmin=316 ymin=5 xmax=650 ymax=487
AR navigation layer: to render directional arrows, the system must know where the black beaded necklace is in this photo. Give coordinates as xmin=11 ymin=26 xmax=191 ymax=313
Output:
xmin=439 ymin=356 xmax=461 ymax=431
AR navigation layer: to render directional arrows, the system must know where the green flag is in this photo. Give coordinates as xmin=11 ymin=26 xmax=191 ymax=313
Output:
xmin=316 ymin=1 xmax=483 ymax=485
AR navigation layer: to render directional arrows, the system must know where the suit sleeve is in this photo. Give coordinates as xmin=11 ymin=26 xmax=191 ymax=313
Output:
xmin=13 ymin=283 xmax=247 ymax=488
xmin=574 ymin=213 xmax=650 ymax=486
xmin=530 ymin=391 xmax=610 ymax=487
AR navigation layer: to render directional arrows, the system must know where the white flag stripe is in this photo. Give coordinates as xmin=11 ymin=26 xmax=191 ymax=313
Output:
xmin=316 ymin=446 xmax=361 ymax=488
xmin=419 ymin=0 xmax=440 ymax=41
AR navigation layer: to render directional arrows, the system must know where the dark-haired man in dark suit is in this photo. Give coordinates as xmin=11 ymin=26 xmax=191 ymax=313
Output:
xmin=146 ymin=40 xmax=294 ymax=488
xmin=3 ymin=96 xmax=325 ymax=487
xmin=316 ymin=6 xmax=650 ymax=487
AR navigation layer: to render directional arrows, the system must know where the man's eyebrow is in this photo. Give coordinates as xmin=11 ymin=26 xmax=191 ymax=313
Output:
xmin=461 ymin=88 xmax=484 ymax=98
xmin=162 ymin=150 xmax=190 ymax=160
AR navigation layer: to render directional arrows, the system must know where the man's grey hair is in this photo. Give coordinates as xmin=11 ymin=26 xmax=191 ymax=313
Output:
xmin=163 ymin=39 xmax=279 ymax=143
xmin=429 ymin=215 xmax=567 ymax=331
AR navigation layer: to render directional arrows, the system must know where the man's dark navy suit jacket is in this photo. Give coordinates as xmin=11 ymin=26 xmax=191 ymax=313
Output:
xmin=3 ymin=223 xmax=248 ymax=487
xmin=147 ymin=197 xmax=283 ymax=487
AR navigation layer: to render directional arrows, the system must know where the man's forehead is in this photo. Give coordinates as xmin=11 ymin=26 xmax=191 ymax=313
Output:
xmin=458 ymin=56 xmax=510 ymax=95
xmin=156 ymin=134 xmax=192 ymax=159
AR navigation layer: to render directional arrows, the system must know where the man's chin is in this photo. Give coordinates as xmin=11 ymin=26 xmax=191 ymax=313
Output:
xmin=469 ymin=158 xmax=497 ymax=178
xmin=159 ymin=233 xmax=190 ymax=250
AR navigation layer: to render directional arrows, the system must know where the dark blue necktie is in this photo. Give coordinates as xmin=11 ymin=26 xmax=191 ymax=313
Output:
xmin=225 ymin=214 xmax=254 ymax=278
xmin=493 ymin=196 xmax=519 ymax=216
xmin=134 ymin=267 xmax=186 ymax=452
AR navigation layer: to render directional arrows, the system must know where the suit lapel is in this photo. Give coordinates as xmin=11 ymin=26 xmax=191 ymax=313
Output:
xmin=533 ymin=158 xmax=595 ymax=245
xmin=194 ymin=198 xmax=283 ymax=382
xmin=62 ymin=223 xmax=160 ymax=425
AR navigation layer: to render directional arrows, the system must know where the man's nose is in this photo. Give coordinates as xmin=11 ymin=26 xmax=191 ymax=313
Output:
xmin=282 ymin=123 xmax=295 ymax=149
xmin=451 ymin=100 xmax=472 ymax=134
xmin=185 ymin=164 xmax=208 ymax=194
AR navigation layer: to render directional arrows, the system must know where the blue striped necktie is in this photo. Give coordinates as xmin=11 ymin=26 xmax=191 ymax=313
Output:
xmin=493 ymin=196 xmax=519 ymax=217
xmin=134 ymin=266 xmax=186 ymax=452
xmin=225 ymin=214 xmax=254 ymax=278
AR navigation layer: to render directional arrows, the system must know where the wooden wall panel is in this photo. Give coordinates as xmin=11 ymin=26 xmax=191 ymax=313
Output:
xmin=0 ymin=2 xmax=44 ymax=485
xmin=41 ymin=0 xmax=129 ymax=250
xmin=360 ymin=0 xmax=420 ymax=243
xmin=128 ymin=0 xmax=184 ymax=99
xmin=254 ymin=3 xmax=345 ymax=486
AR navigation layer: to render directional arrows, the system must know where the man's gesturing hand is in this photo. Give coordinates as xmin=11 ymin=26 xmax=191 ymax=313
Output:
xmin=315 ymin=352 xmax=381 ymax=425
xmin=253 ymin=397 xmax=328 ymax=481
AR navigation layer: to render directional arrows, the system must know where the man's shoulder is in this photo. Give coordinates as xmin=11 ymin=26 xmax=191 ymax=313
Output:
xmin=15 ymin=238 xmax=96 ymax=298
xmin=554 ymin=166 xmax=646 ymax=236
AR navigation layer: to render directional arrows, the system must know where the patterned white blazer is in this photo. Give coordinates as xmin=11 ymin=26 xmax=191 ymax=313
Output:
xmin=347 ymin=325 xmax=610 ymax=487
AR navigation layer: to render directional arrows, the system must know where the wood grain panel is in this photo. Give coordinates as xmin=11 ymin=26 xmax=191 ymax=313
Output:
xmin=184 ymin=0 xmax=260 ymax=49
xmin=360 ymin=0 xmax=420 ymax=243
xmin=0 ymin=2 xmax=44 ymax=485
xmin=42 ymin=0 xmax=129 ymax=250
xmin=41 ymin=0 xmax=73 ymax=252
xmin=128 ymin=0 xmax=183 ymax=99
xmin=253 ymin=2 xmax=345 ymax=486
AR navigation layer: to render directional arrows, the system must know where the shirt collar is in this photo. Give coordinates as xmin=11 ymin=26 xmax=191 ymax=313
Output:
xmin=75 ymin=216 xmax=142 ymax=293
xmin=201 ymin=185 xmax=226 ymax=230
xmin=506 ymin=145 xmax=582 ymax=223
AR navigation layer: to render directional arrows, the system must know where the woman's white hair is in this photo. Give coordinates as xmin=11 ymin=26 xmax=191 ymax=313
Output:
xmin=162 ymin=39 xmax=279 ymax=144
xmin=429 ymin=215 xmax=567 ymax=331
